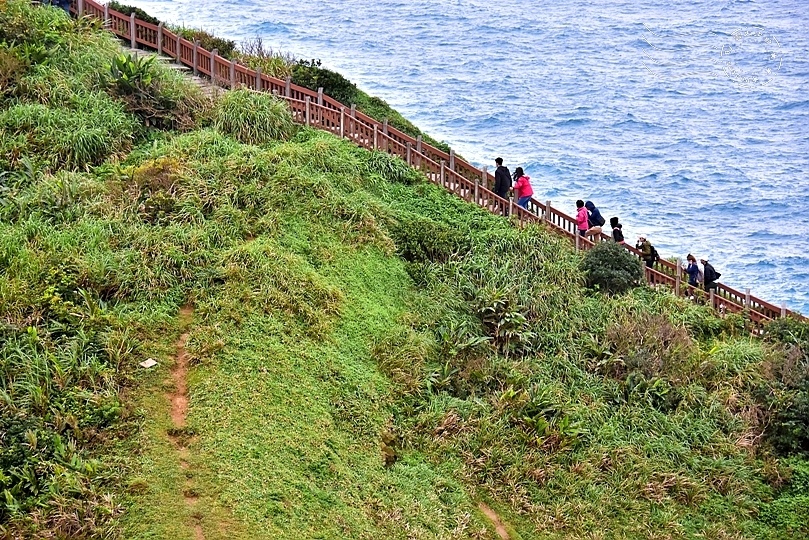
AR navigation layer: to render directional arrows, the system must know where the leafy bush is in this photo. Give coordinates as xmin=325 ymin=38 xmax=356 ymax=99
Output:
xmin=0 ymin=101 xmax=137 ymax=171
xmin=236 ymin=36 xmax=295 ymax=79
xmin=0 ymin=47 xmax=25 ymax=96
xmin=107 ymin=1 xmax=161 ymax=26
xmin=388 ymin=212 xmax=469 ymax=264
xmin=212 ymin=89 xmax=296 ymax=144
xmin=173 ymin=27 xmax=238 ymax=60
xmin=759 ymin=458 xmax=809 ymax=535
xmin=365 ymin=151 xmax=422 ymax=184
xmin=292 ymin=58 xmax=359 ymax=105
xmin=109 ymin=52 xmax=155 ymax=94
xmin=107 ymin=53 xmax=209 ymax=131
xmin=581 ymin=240 xmax=644 ymax=294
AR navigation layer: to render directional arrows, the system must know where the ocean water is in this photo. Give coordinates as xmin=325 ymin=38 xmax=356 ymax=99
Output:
xmin=129 ymin=0 xmax=809 ymax=312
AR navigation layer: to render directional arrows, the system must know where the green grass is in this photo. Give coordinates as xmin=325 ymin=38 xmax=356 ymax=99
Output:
xmin=2 ymin=2 xmax=809 ymax=538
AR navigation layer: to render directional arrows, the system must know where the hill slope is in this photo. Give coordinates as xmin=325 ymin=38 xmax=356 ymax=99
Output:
xmin=1 ymin=2 xmax=809 ymax=539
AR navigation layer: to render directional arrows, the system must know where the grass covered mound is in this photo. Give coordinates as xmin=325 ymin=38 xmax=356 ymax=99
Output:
xmin=2 ymin=2 xmax=809 ymax=538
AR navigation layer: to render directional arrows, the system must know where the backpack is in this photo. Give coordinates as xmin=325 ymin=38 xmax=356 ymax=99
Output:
xmin=596 ymin=214 xmax=606 ymax=227
xmin=651 ymin=245 xmax=660 ymax=262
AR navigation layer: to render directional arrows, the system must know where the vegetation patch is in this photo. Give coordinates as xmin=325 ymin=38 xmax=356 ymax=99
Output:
xmin=2 ymin=2 xmax=809 ymax=539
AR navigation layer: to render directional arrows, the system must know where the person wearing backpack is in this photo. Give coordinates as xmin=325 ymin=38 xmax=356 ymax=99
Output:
xmin=701 ymin=257 xmax=721 ymax=292
xmin=493 ymin=157 xmax=512 ymax=200
xmin=585 ymin=201 xmax=606 ymax=229
xmin=635 ymin=236 xmax=658 ymax=268
xmin=610 ymin=217 xmax=625 ymax=244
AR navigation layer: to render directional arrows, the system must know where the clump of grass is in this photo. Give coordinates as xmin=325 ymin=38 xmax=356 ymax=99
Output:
xmin=212 ymin=89 xmax=297 ymax=145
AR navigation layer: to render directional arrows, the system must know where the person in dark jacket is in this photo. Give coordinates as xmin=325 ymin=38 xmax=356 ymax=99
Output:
xmin=585 ymin=201 xmax=606 ymax=230
xmin=683 ymin=254 xmax=702 ymax=287
xmin=636 ymin=236 xmax=656 ymax=268
xmin=701 ymin=258 xmax=721 ymax=291
xmin=493 ymin=157 xmax=512 ymax=199
xmin=610 ymin=217 xmax=625 ymax=244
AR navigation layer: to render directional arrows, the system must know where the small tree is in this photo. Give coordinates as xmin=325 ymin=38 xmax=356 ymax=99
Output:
xmin=581 ymin=241 xmax=643 ymax=295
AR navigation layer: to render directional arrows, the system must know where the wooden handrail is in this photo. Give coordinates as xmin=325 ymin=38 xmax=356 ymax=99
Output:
xmin=69 ymin=0 xmax=805 ymax=326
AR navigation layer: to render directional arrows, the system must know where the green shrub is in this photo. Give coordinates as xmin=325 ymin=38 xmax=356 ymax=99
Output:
xmin=236 ymin=36 xmax=295 ymax=79
xmin=365 ymin=151 xmax=422 ymax=184
xmin=581 ymin=240 xmax=644 ymax=294
xmin=212 ymin=89 xmax=296 ymax=145
xmin=388 ymin=212 xmax=469 ymax=264
xmin=759 ymin=458 xmax=809 ymax=535
xmin=173 ymin=27 xmax=238 ymax=60
xmin=292 ymin=58 xmax=359 ymax=105
xmin=107 ymin=1 xmax=161 ymax=26
xmin=0 ymin=101 xmax=137 ymax=171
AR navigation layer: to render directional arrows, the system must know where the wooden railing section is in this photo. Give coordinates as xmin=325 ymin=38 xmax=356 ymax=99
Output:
xmin=69 ymin=0 xmax=805 ymax=328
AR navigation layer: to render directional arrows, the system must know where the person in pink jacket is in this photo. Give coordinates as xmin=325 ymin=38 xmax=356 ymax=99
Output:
xmin=512 ymin=167 xmax=533 ymax=209
xmin=576 ymin=200 xmax=588 ymax=236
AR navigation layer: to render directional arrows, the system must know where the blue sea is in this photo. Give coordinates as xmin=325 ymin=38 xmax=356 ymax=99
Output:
xmin=129 ymin=0 xmax=809 ymax=313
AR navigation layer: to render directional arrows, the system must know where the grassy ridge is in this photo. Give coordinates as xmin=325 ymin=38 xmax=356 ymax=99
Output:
xmin=2 ymin=2 xmax=809 ymax=538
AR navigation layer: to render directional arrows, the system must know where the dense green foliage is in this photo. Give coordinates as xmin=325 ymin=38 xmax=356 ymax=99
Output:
xmin=581 ymin=240 xmax=645 ymax=294
xmin=212 ymin=89 xmax=297 ymax=145
xmin=2 ymin=2 xmax=809 ymax=539
xmin=108 ymin=1 xmax=160 ymax=26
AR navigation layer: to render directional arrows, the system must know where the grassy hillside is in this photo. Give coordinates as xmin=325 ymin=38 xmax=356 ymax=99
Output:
xmin=2 ymin=2 xmax=809 ymax=539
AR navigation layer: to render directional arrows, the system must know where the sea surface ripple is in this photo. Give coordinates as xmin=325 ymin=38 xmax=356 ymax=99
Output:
xmin=130 ymin=0 xmax=809 ymax=312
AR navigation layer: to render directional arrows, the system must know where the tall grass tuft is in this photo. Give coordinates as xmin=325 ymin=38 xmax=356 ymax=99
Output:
xmin=212 ymin=89 xmax=297 ymax=145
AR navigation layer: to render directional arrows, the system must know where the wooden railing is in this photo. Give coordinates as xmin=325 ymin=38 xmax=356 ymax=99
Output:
xmin=69 ymin=0 xmax=805 ymax=328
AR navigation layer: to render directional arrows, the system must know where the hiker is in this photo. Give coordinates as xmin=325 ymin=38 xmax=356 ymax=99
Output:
xmin=45 ymin=0 xmax=71 ymax=14
xmin=512 ymin=167 xmax=533 ymax=209
xmin=493 ymin=157 xmax=512 ymax=200
xmin=575 ymin=200 xmax=589 ymax=237
xmin=701 ymin=257 xmax=721 ymax=292
xmin=683 ymin=254 xmax=703 ymax=287
xmin=635 ymin=236 xmax=657 ymax=268
xmin=610 ymin=216 xmax=625 ymax=244
xmin=585 ymin=201 xmax=606 ymax=230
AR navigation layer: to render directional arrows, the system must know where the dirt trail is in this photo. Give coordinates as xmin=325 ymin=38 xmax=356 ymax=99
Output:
xmin=168 ymin=306 xmax=206 ymax=540
xmin=478 ymin=503 xmax=510 ymax=540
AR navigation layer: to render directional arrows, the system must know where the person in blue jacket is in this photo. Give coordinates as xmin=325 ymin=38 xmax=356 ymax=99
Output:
xmin=585 ymin=201 xmax=605 ymax=230
xmin=683 ymin=254 xmax=702 ymax=287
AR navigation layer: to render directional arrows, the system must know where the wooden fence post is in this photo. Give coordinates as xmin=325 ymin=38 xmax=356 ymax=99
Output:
xmin=305 ymin=96 xmax=311 ymax=126
xmin=449 ymin=149 xmax=455 ymax=171
xmin=78 ymin=0 xmax=84 ymax=16
xmin=545 ymin=200 xmax=551 ymax=223
xmin=575 ymin=232 xmax=580 ymax=251
xmin=285 ymin=76 xmax=291 ymax=97
xmin=440 ymin=160 xmax=446 ymax=187
xmin=508 ymin=195 xmax=514 ymax=218
xmin=675 ymin=258 xmax=682 ymax=296
xmin=157 ymin=22 xmax=163 ymax=55
xmin=103 ymin=3 xmax=110 ymax=28
xmin=350 ymin=104 xmax=356 ymax=118
xmin=373 ymin=125 xmax=378 ymax=150
xmin=130 ymin=13 xmax=137 ymax=49
xmin=255 ymin=67 xmax=262 ymax=91
xmin=175 ymin=34 xmax=182 ymax=65
xmin=406 ymin=142 xmax=412 ymax=165
xmin=340 ymin=107 xmax=345 ymax=138
xmin=382 ymin=119 xmax=388 ymax=135
xmin=474 ymin=178 xmax=479 ymax=205
xmin=781 ymin=303 xmax=787 ymax=318
xmin=745 ymin=288 xmax=751 ymax=311
xmin=192 ymin=40 xmax=199 ymax=76
xmin=709 ymin=290 xmax=716 ymax=310
xmin=317 ymin=87 xmax=323 ymax=106
xmin=210 ymin=49 xmax=218 ymax=84
xmin=229 ymin=59 xmax=236 ymax=88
